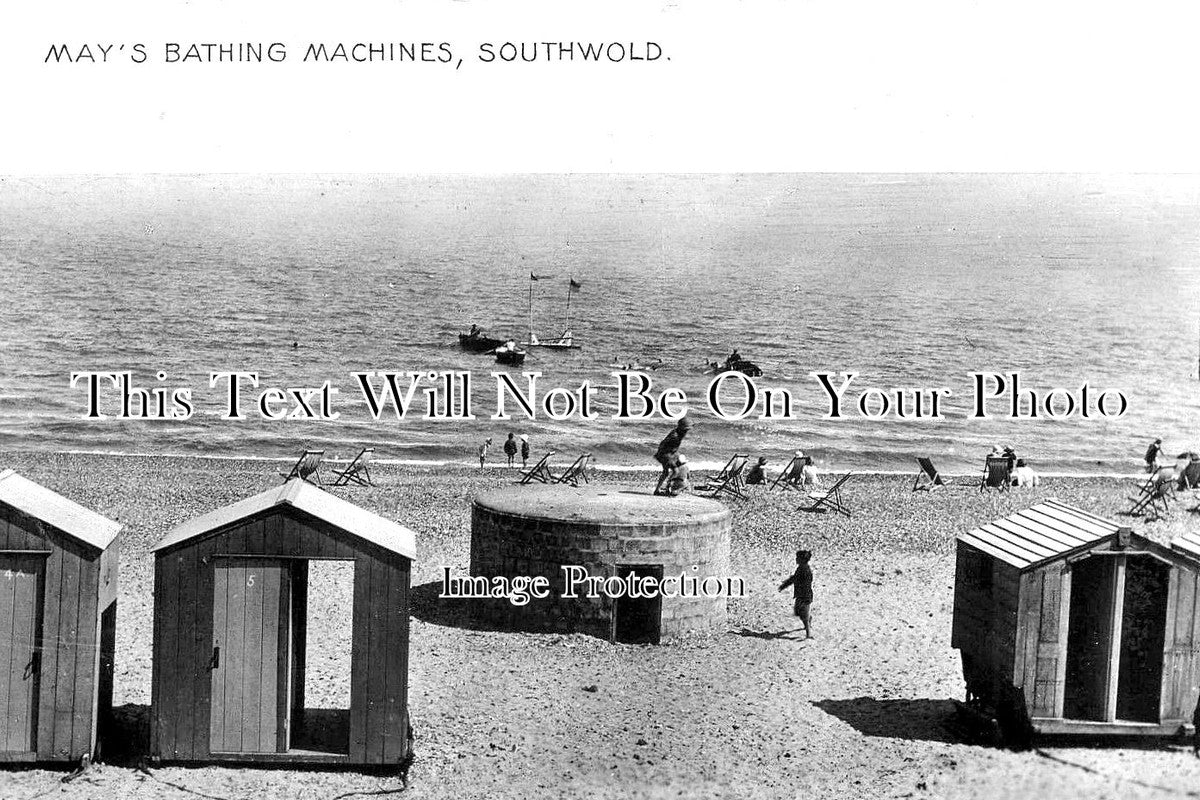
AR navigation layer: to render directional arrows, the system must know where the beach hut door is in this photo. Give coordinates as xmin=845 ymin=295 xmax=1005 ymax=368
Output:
xmin=0 ymin=554 xmax=43 ymax=754
xmin=1063 ymin=554 xmax=1169 ymax=723
xmin=210 ymin=558 xmax=292 ymax=754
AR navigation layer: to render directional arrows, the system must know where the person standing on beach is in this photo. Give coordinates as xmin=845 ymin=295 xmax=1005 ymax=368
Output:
xmin=779 ymin=550 xmax=814 ymax=638
xmin=503 ymin=433 xmax=518 ymax=468
xmin=1145 ymin=438 xmax=1164 ymax=473
xmin=653 ymin=415 xmax=692 ymax=495
xmin=520 ymin=434 xmax=530 ymax=468
xmin=478 ymin=438 xmax=492 ymax=470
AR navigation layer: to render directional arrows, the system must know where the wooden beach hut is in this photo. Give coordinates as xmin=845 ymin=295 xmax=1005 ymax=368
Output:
xmin=952 ymin=499 xmax=1200 ymax=739
xmin=0 ymin=469 xmax=120 ymax=764
xmin=150 ymin=479 xmax=416 ymax=766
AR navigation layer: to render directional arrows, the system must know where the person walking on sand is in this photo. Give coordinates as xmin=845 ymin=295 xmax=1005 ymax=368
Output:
xmin=503 ymin=432 xmax=518 ymax=468
xmin=478 ymin=437 xmax=492 ymax=470
xmin=1145 ymin=437 xmax=1164 ymax=473
xmin=520 ymin=434 xmax=530 ymax=468
xmin=778 ymin=550 xmax=814 ymax=638
xmin=653 ymin=415 xmax=692 ymax=495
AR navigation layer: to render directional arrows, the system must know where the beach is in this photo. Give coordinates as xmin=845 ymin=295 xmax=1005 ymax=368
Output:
xmin=0 ymin=452 xmax=1198 ymax=800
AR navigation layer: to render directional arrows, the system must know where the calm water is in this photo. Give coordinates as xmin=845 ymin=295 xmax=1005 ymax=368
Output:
xmin=1 ymin=174 xmax=1198 ymax=473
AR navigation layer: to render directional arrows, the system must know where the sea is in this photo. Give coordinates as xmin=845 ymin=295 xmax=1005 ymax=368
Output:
xmin=2 ymin=173 xmax=1199 ymax=475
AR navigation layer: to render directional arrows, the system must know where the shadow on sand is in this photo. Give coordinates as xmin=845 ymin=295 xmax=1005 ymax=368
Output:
xmin=409 ymin=579 xmax=528 ymax=634
xmin=729 ymin=627 xmax=811 ymax=641
xmin=813 ymin=697 xmax=963 ymax=744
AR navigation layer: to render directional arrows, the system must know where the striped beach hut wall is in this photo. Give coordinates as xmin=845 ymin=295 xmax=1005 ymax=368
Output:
xmin=150 ymin=479 xmax=416 ymax=766
xmin=952 ymin=499 xmax=1200 ymax=737
xmin=0 ymin=469 xmax=120 ymax=764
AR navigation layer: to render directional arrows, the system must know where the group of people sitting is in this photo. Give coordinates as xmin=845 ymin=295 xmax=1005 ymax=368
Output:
xmin=746 ymin=451 xmax=819 ymax=487
xmin=1143 ymin=437 xmax=1200 ymax=493
xmin=990 ymin=444 xmax=1040 ymax=487
xmin=653 ymin=415 xmax=821 ymax=497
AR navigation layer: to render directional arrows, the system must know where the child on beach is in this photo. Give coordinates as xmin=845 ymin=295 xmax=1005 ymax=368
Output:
xmin=778 ymin=550 xmax=814 ymax=638
xmin=503 ymin=433 xmax=518 ymax=467
xmin=478 ymin=438 xmax=492 ymax=470
xmin=520 ymin=434 xmax=530 ymax=468
xmin=664 ymin=455 xmax=691 ymax=496
xmin=653 ymin=415 xmax=692 ymax=495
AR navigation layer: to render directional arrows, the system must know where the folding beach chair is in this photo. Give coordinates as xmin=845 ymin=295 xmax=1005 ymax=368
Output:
xmin=979 ymin=457 xmax=1012 ymax=492
xmin=799 ymin=472 xmax=853 ymax=517
xmin=554 ymin=453 xmax=593 ymax=486
xmin=770 ymin=455 xmax=806 ymax=492
xmin=518 ymin=451 xmax=556 ymax=484
xmin=912 ymin=457 xmax=947 ymax=491
xmin=280 ymin=449 xmax=324 ymax=485
xmin=331 ymin=447 xmax=375 ymax=487
xmin=695 ymin=453 xmax=749 ymax=501
xmin=1130 ymin=472 xmax=1175 ymax=518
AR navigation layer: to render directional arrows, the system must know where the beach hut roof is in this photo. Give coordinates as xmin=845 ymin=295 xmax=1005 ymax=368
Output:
xmin=0 ymin=468 xmax=121 ymax=551
xmin=1170 ymin=530 xmax=1200 ymax=562
xmin=152 ymin=479 xmax=417 ymax=559
xmin=958 ymin=498 xmax=1120 ymax=570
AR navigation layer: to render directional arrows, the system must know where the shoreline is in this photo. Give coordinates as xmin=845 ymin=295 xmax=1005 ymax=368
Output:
xmin=3 ymin=447 xmax=1153 ymax=480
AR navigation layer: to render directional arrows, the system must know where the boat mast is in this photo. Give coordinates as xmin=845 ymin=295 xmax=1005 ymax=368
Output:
xmin=564 ymin=277 xmax=573 ymax=335
xmin=528 ymin=272 xmax=535 ymax=341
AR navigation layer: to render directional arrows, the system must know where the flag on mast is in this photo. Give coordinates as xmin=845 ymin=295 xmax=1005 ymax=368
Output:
xmin=569 ymin=278 xmax=582 ymax=289
xmin=530 ymin=272 xmax=541 ymax=281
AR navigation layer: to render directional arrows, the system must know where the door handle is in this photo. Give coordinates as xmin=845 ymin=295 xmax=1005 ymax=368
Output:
xmin=209 ymin=646 xmax=220 ymax=670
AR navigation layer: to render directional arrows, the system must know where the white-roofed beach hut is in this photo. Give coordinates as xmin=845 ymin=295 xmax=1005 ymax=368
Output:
xmin=952 ymin=499 xmax=1200 ymax=740
xmin=0 ymin=469 xmax=120 ymax=764
xmin=150 ymin=479 xmax=415 ymax=766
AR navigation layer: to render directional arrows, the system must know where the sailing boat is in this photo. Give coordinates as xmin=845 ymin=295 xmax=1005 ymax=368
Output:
xmin=523 ymin=273 xmax=582 ymax=350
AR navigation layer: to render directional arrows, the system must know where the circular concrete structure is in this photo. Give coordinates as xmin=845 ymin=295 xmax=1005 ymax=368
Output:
xmin=469 ymin=485 xmax=732 ymax=642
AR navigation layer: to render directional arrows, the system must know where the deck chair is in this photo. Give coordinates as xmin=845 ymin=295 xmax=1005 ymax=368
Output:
xmin=979 ymin=457 xmax=1012 ymax=492
xmin=331 ymin=447 xmax=375 ymax=487
xmin=280 ymin=449 xmax=324 ymax=484
xmin=1130 ymin=471 xmax=1176 ymax=518
xmin=770 ymin=455 xmax=806 ymax=492
xmin=695 ymin=453 xmax=749 ymax=501
xmin=554 ymin=453 xmax=593 ymax=486
xmin=518 ymin=451 xmax=556 ymax=484
xmin=799 ymin=472 xmax=853 ymax=517
xmin=912 ymin=457 xmax=947 ymax=491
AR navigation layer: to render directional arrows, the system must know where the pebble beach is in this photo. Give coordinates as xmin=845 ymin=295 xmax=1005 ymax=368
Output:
xmin=1 ymin=451 xmax=1199 ymax=800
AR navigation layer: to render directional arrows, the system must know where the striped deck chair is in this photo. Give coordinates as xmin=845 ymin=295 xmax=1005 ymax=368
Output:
xmin=799 ymin=472 xmax=852 ymax=517
xmin=554 ymin=453 xmax=593 ymax=486
xmin=332 ymin=447 xmax=375 ymax=487
xmin=979 ymin=457 xmax=1012 ymax=492
xmin=912 ymin=457 xmax=946 ymax=491
xmin=518 ymin=451 xmax=556 ymax=484
xmin=696 ymin=453 xmax=749 ymax=501
xmin=1130 ymin=469 xmax=1176 ymax=518
xmin=769 ymin=455 xmax=806 ymax=492
xmin=280 ymin=449 xmax=324 ymax=485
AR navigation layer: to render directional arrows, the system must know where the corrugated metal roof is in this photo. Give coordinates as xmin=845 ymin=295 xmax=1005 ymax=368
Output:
xmin=1171 ymin=531 xmax=1200 ymax=562
xmin=152 ymin=479 xmax=416 ymax=560
xmin=958 ymin=498 xmax=1119 ymax=570
xmin=0 ymin=468 xmax=121 ymax=551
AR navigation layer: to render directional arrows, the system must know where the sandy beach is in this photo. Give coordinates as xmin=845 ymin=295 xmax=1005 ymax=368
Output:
xmin=1 ymin=451 xmax=1199 ymax=800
